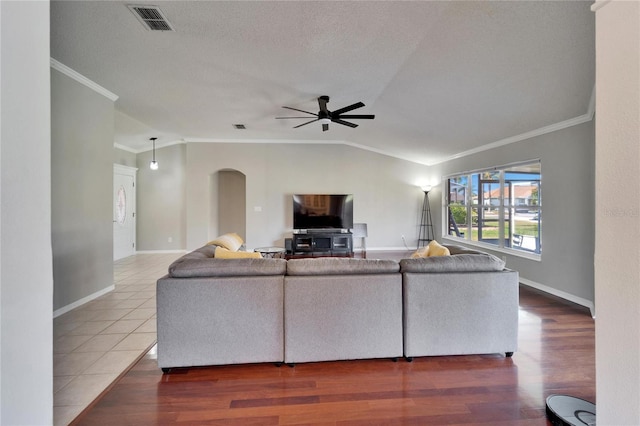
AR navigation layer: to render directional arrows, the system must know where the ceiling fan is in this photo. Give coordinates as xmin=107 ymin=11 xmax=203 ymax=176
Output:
xmin=276 ymin=95 xmax=375 ymax=131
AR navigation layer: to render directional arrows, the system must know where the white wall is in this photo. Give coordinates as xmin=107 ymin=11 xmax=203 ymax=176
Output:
xmin=0 ymin=1 xmax=53 ymax=424
xmin=593 ymin=1 xmax=640 ymax=423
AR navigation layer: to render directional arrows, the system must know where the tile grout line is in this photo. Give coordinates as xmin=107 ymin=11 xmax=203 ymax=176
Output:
xmin=53 ymin=253 xmax=180 ymax=426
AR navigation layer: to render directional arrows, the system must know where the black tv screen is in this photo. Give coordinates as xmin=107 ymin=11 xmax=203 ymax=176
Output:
xmin=293 ymin=194 xmax=354 ymax=230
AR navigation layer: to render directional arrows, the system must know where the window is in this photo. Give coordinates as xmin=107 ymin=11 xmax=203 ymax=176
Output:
xmin=445 ymin=161 xmax=541 ymax=257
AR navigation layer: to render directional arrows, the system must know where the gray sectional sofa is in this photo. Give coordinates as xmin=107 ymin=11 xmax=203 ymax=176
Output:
xmin=284 ymin=258 xmax=403 ymax=364
xmin=156 ymin=244 xmax=519 ymax=371
xmin=400 ymin=245 xmax=519 ymax=360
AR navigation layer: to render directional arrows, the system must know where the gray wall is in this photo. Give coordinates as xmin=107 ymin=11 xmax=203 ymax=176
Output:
xmin=114 ymin=146 xmax=137 ymax=168
xmin=218 ymin=170 xmax=246 ymax=239
xmin=429 ymin=120 xmax=595 ymax=305
xmin=51 ymin=69 xmax=115 ymax=311
xmin=136 ymin=143 xmax=186 ymax=251
xmin=135 ymin=142 xmax=430 ymax=251
xmin=0 ymin=1 xmax=53 ymax=423
xmin=135 ymin=123 xmax=594 ymax=308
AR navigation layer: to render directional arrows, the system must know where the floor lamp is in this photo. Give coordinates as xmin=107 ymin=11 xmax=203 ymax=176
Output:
xmin=417 ymin=185 xmax=434 ymax=249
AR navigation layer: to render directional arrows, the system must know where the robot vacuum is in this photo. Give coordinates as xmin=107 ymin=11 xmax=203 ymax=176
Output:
xmin=546 ymin=394 xmax=596 ymax=426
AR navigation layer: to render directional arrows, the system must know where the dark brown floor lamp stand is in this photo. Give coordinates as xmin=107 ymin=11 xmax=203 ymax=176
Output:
xmin=417 ymin=186 xmax=434 ymax=249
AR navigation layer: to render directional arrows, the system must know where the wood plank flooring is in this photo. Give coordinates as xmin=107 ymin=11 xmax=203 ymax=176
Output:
xmin=72 ymin=286 xmax=595 ymax=425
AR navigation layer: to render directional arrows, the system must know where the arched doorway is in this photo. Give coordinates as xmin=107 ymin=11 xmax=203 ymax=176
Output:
xmin=211 ymin=169 xmax=246 ymax=241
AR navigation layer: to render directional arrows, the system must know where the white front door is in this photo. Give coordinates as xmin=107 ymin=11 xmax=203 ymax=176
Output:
xmin=114 ymin=164 xmax=137 ymax=260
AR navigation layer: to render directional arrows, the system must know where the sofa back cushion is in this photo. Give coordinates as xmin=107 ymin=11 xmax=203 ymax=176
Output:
xmin=287 ymin=258 xmax=399 ymax=276
xmin=169 ymin=258 xmax=286 ymax=278
xmin=443 ymin=244 xmax=485 ymax=256
xmin=400 ymin=253 xmax=505 ymax=273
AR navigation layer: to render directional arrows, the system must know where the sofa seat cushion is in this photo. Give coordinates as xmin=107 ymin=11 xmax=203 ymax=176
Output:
xmin=169 ymin=258 xmax=286 ymax=278
xmin=400 ymin=253 xmax=505 ymax=273
xmin=287 ymin=258 xmax=399 ymax=276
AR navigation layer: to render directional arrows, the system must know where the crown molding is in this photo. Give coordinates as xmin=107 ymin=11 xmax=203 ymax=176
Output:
xmin=428 ymin=85 xmax=596 ymax=166
xmin=115 ymin=84 xmax=596 ymax=167
xmin=50 ymin=58 xmax=119 ymax=101
xmin=586 ymin=83 xmax=596 ymax=120
xmin=114 ymin=143 xmax=138 ymax=154
xmin=341 ymin=141 xmax=429 ymax=166
xmin=123 ymin=139 xmax=185 ymax=154
xmin=182 ymin=138 xmax=430 ymax=166
xmin=429 ymin=114 xmax=593 ymax=166
xmin=591 ymin=0 xmax=612 ymax=13
xmin=185 ymin=138 xmax=343 ymax=145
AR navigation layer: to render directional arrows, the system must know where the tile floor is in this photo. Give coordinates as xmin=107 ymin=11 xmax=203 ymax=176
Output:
xmin=53 ymin=252 xmax=182 ymax=426
xmin=52 ymin=250 xmax=411 ymax=425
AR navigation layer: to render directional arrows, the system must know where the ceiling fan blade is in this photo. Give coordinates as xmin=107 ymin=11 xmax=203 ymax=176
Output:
xmin=335 ymin=114 xmax=375 ymax=120
xmin=294 ymin=118 xmax=319 ymax=128
xmin=322 ymin=123 xmax=329 ymax=132
xmin=282 ymin=106 xmax=317 ymax=116
xmin=332 ymin=118 xmax=358 ymax=128
xmin=318 ymin=95 xmax=330 ymax=114
xmin=275 ymin=116 xmax=316 ymax=119
xmin=331 ymin=102 xmax=365 ymax=116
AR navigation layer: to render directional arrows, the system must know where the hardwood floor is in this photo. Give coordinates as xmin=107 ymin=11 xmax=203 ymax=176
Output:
xmin=72 ymin=286 xmax=594 ymax=425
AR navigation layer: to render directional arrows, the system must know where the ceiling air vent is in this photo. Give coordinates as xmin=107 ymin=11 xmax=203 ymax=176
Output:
xmin=127 ymin=5 xmax=174 ymax=31
xmin=233 ymin=124 xmax=247 ymax=130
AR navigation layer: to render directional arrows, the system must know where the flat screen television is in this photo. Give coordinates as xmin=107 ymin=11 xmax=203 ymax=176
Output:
xmin=293 ymin=194 xmax=354 ymax=231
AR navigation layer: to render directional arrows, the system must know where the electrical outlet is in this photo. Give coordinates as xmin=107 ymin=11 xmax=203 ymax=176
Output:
xmin=168 ymin=237 xmax=173 ymax=243
xmin=401 ymin=235 xmax=409 ymax=250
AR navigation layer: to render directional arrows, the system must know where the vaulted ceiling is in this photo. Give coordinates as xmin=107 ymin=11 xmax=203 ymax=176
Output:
xmin=50 ymin=1 xmax=594 ymax=165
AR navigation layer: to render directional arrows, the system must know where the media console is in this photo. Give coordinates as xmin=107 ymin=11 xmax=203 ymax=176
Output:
xmin=290 ymin=231 xmax=353 ymax=258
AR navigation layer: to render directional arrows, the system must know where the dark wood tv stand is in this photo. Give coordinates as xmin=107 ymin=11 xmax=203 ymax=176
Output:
xmin=289 ymin=231 xmax=353 ymax=258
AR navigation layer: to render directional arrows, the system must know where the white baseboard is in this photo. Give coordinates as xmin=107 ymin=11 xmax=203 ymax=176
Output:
xmin=135 ymin=250 xmax=187 ymax=254
xmin=520 ymin=278 xmax=595 ymax=318
xmin=367 ymin=246 xmax=414 ymax=252
xmin=53 ymin=285 xmax=115 ymax=318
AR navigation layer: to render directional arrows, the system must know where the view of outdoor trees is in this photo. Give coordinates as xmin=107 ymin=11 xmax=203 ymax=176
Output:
xmin=446 ymin=162 xmax=541 ymax=254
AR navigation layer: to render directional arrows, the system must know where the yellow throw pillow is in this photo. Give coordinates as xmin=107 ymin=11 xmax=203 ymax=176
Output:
xmin=410 ymin=246 xmax=430 ymax=258
xmin=214 ymin=246 xmax=262 ymax=259
xmin=427 ymin=240 xmax=450 ymax=257
xmin=207 ymin=233 xmax=244 ymax=252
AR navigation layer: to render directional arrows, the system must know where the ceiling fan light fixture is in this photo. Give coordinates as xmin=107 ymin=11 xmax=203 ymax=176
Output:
xmin=319 ymin=118 xmax=331 ymax=125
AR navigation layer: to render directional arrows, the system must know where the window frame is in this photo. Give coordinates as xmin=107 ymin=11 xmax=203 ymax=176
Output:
xmin=442 ymin=160 xmax=542 ymax=261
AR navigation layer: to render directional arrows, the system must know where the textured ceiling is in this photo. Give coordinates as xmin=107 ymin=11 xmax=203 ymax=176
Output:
xmin=50 ymin=1 xmax=595 ymax=165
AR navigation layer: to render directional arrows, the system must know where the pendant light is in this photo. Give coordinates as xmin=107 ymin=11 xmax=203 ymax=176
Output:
xmin=149 ymin=137 xmax=159 ymax=170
